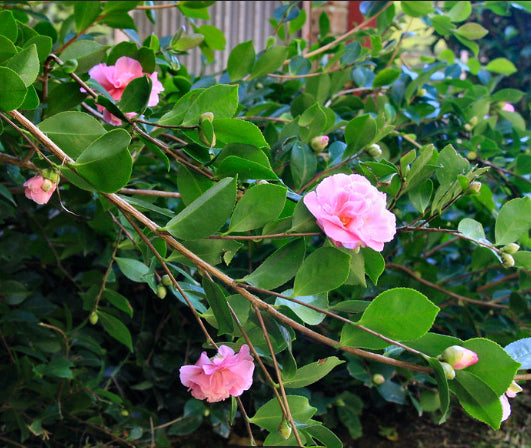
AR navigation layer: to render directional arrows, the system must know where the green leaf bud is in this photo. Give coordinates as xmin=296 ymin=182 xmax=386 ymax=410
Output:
xmin=367 ymin=143 xmax=382 ymax=157
xmin=464 ymin=123 xmax=473 ymax=132
xmin=501 ymin=253 xmax=515 ymax=268
xmin=200 ymin=112 xmax=214 ymax=123
xmin=120 ymin=409 xmax=129 ymax=417
xmin=469 ymin=116 xmax=478 ymax=126
xmin=502 ymin=243 xmax=520 ymax=254
xmin=157 ymin=285 xmax=167 ymax=299
xmin=467 ymin=151 xmax=477 ymax=160
xmin=89 ymin=311 xmax=98 ymax=325
xmin=468 ymin=181 xmax=481 ymax=194
xmin=278 ymin=419 xmax=292 ymax=440
xmin=372 ymin=373 xmax=385 ymax=385
xmin=418 ymin=88 xmax=427 ymax=97
xmin=161 ymin=274 xmax=172 ymax=286
xmin=62 ymin=59 xmax=78 ymax=73
xmin=441 ymin=362 xmax=455 ymax=380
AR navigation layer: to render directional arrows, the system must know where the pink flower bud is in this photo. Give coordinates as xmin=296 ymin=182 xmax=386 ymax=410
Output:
xmin=502 ymin=103 xmax=515 ymax=112
xmin=440 ymin=362 xmax=455 ymax=380
xmin=24 ymin=175 xmax=57 ymax=205
xmin=179 ymin=344 xmax=254 ymax=403
xmin=310 ymin=135 xmax=329 ymax=152
xmin=440 ymin=345 xmax=478 ymax=370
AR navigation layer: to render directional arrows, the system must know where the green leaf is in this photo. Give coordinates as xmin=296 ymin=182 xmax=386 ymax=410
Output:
xmin=250 ymin=395 xmax=317 ymax=432
xmin=119 ymin=75 xmax=151 ymax=114
xmin=198 ymin=25 xmax=226 ymax=50
xmin=455 ymin=22 xmax=489 ymax=40
xmin=491 ymin=88 xmax=524 ymax=103
xmin=458 ymin=218 xmax=486 ymax=241
xmin=340 ymin=288 xmax=439 ymax=349
xmin=408 ymin=180 xmax=432 ymax=213
xmin=304 ymin=425 xmax=343 ymax=448
xmin=38 ymin=111 xmax=106 ymax=158
xmin=213 ymin=118 xmax=269 ymax=148
xmin=228 ymin=40 xmax=255 ymax=81
xmin=283 ymin=356 xmax=344 ymax=388
xmin=463 ymin=338 xmax=521 ymax=396
xmin=99 ymin=311 xmax=134 ymax=352
xmin=99 ymin=12 xmax=137 ymax=30
xmin=24 ymin=35 xmax=53 ymax=63
xmin=20 ymin=84 xmax=39 ymax=110
xmin=177 ymin=165 xmax=215 ymax=206
xmin=103 ymin=1 xmax=141 ymax=13
xmin=241 ymin=239 xmax=305 ymax=290
xmin=182 ymin=84 xmax=239 ymax=126
xmin=436 ymin=145 xmax=469 ymax=187
xmin=250 ymin=46 xmax=289 ymax=79
xmin=34 ymin=358 xmax=74 ymax=379
xmin=0 ymin=11 xmax=18 ymax=43
xmin=0 ymin=35 xmax=16 ymax=63
xmin=495 ymin=197 xmax=531 ymax=245
xmin=290 ymin=141 xmax=317 ymax=189
xmin=3 ymin=45 xmax=39 ymax=88
xmin=407 ymin=333 xmax=462 ymax=357
xmin=344 ymin=114 xmax=376 ymax=158
xmin=0 ymin=67 xmax=27 ymax=111
xmin=103 ymin=289 xmax=133 ymax=317
xmin=401 ymin=1 xmax=434 ymax=17
xmin=424 ymin=356 xmax=450 ymax=422
xmin=163 ymin=177 xmax=237 ymax=240
xmin=276 ymin=289 xmax=328 ymax=326
xmin=202 ymin=278 xmax=234 ymax=336
xmin=293 ymin=247 xmax=351 ymax=296
xmin=74 ymin=1 xmax=102 ymax=33
xmin=60 ymin=40 xmax=107 ymax=74
xmin=362 ymin=247 xmax=385 ymax=285
xmin=373 ymin=68 xmax=401 ymax=87
xmin=451 ymin=371 xmax=502 ymax=429
xmin=115 ymin=257 xmax=151 ymax=283
xmin=447 ymin=1 xmax=472 ymax=21
xmin=485 ymin=57 xmax=517 ymax=75
xmin=73 ymin=129 xmax=132 ymax=193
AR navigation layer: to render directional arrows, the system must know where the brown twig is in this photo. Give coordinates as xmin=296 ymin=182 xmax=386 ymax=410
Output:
xmin=118 ymin=188 xmax=181 ymax=199
xmin=208 ymin=232 xmax=320 ymax=241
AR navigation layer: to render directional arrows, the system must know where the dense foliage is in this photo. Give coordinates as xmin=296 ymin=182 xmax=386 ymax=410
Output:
xmin=0 ymin=1 xmax=530 ymax=447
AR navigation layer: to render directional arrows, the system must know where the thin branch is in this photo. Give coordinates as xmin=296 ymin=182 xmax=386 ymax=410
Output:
xmin=208 ymin=232 xmax=320 ymax=241
xmin=0 ymin=152 xmax=37 ymax=170
xmin=386 ymin=263 xmax=509 ymax=309
xmin=118 ymin=188 xmax=181 ymax=199
xmin=39 ymin=323 xmax=70 ymax=358
xmin=93 ymin=231 xmax=122 ymax=310
xmin=135 ymin=2 xmax=178 ymax=10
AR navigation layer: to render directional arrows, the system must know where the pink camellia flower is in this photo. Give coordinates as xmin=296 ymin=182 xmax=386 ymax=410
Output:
xmin=179 ymin=344 xmax=254 ymax=403
xmin=500 ymin=381 xmax=523 ymax=421
xmin=24 ymin=175 xmax=57 ymax=205
xmin=303 ymin=173 xmax=396 ymax=251
xmin=87 ymin=56 xmax=164 ymax=125
xmin=502 ymin=102 xmax=515 ymax=112
xmin=440 ymin=345 xmax=479 ymax=370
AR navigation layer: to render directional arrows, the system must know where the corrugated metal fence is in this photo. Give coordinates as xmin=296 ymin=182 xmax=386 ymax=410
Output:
xmin=132 ymin=1 xmax=283 ymax=75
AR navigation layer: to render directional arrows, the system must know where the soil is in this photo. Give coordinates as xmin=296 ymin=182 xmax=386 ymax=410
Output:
xmin=174 ymin=388 xmax=531 ymax=448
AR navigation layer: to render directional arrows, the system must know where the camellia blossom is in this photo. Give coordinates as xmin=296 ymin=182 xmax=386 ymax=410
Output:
xmin=502 ymin=102 xmax=515 ymax=112
xmin=179 ymin=344 xmax=254 ymax=403
xmin=440 ymin=345 xmax=479 ymax=370
xmin=501 ymin=381 xmax=523 ymax=422
xmin=87 ymin=56 xmax=164 ymax=125
xmin=24 ymin=175 xmax=57 ymax=205
xmin=303 ymin=173 xmax=396 ymax=251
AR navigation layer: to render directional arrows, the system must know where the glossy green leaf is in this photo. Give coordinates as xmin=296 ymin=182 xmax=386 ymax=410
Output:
xmin=177 ymin=165 xmax=215 ymax=206
xmin=0 ymin=67 xmax=27 ymax=111
xmin=0 ymin=10 xmax=18 ymax=43
xmin=60 ymin=40 xmax=107 ymax=74
xmin=241 ymin=239 xmax=305 ymax=290
xmin=424 ymin=356 xmax=450 ymax=421
xmin=408 ymin=180 xmax=432 ymax=213
xmin=250 ymin=395 xmax=316 ymax=432
xmin=486 ymin=57 xmax=517 ymax=75
xmin=24 ymin=35 xmax=53 ymax=63
xmin=458 ymin=218 xmax=486 ymax=241
xmin=39 ymin=111 xmax=106 ymax=158
xmin=407 ymin=333 xmax=462 ymax=357
xmin=293 ymin=247 xmax=351 ymax=296
xmin=362 ymin=247 xmax=385 ymax=285
xmin=73 ymin=129 xmax=132 ymax=193
xmin=276 ymin=289 xmax=328 ymax=325
xmin=344 ymin=114 xmax=376 ymax=158
xmin=163 ymin=177 xmax=237 ymax=240
xmin=202 ymin=278 xmax=234 ymax=336
xmin=495 ymin=197 xmax=531 ymax=245
xmin=103 ymin=289 xmax=133 ymax=318
xmin=98 ymin=311 xmax=133 ymax=352
xmin=34 ymin=358 xmax=74 ymax=379
xmin=0 ymin=35 xmax=17 ymax=63
xmin=99 ymin=13 xmax=137 ymax=30
xmin=373 ymin=67 xmax=400 ymax=87
xmin=213 ymin=118 xmax=269 ymax=148
xmin=182 ymin=84 xmax=239 ymax=126
xmin=451 ymin=371 xmax=502 ymax=429
xmin=455 ymin=23 xmax=489 ymax=40
xmin=401 ymin=1 xmax=434 ymax=17
xmin=115 ymin=257 xmax=151 ymax=283
xmin=290 ymin=141 xmax=317 ymax=189
xmin=74 ymin=1 xmax=102 ymax=33
xmin=228 ymin=40 xmax=255 ymax=81
xmin=340 ymin=288 xmax=439 ymax=349
xmin=250 ymin=46 xmax=289 ymax=79
xmin=198 ymin=25 xmax=226 ymax=50
xmin=229 ymin=184 xmax=286 ymax=232
xmin=283 ymin=356 xmax=344 ymax=388
xmin=447 ymin=1 xmax=471 ymax=21
xmin=304 ymin=425 xmax=343 ymax=448
xmin=120 ymin=75 xmax=151 ymax=113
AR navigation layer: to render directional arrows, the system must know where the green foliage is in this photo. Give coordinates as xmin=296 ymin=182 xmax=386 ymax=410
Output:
xmin=0 ymin=1 xmax=530 ymax=447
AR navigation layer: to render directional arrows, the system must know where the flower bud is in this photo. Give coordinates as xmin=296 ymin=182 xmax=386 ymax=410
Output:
xmin=42 ymin=168 xmax=60 ymax=184
xmin=464 ymin=123 xmax=473 ymax=132
xmin=367 ymin=143 xmax=382 ymax=158
xmin=441 ymin=362 xmax=455 ymax=380
xmin=310 ymin=135 xmax=329 ymax=152
xmin=418 ymin=88 xmax=427 ymax=97
xmin=501 ymin=253 xmax=515 ymax=268
xmin=278 ymin=419 xmax=292 ymax=440
xmin=467 ymin=151 xmax=477 ymax=160
xmin=120 ymin=409 xmax=129 ymax=417
xmin=372 ymin=373 xmax=385 ymax=385
xmin=502 ymin=243 xmax=520 ymax=254
xmin=440 ymin=345 xmax=479 ymax=370
xmin=157 ymin=285 xmax=167 ymax=299
xmin=161 ymin=274 xmax=172 ymax=286
xmin=89 ymin=311 xmax=99 ymax=325
xmin=469 ymin=116 xmax=478 ymax=126
xmin=502 ymin=103 xmax=515 ymax=112
xmin=200 ymin=112 xmax=214 ymax=123
xmin=199 ymin=118 xmax=216 ymax=147
xmin=468 ymin=181 xmax=481 ymax=194
xmin=506 ymin=380 xmax=523 ymax=398
xmin=41 ymin=178 xmax=54 ymax=192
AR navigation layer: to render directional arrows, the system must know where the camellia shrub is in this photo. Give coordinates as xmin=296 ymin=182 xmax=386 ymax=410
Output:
xmin=0 ymin=1 xmax=530 ymax=446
